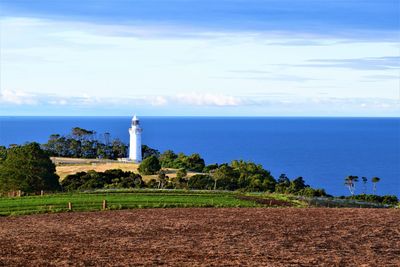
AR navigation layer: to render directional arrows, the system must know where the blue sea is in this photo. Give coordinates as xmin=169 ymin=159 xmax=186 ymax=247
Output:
xmin=0 ymin=116 xmax=399 ymax=197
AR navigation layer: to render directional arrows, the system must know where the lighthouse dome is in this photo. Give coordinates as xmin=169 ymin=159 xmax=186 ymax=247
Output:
xmin=132 ymin=115 xmax=139 ymax=125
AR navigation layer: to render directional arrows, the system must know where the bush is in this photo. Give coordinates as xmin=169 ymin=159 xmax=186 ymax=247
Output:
xmin=0 ymin=146 xmax=7 ymax=163
xmin=169 ymin=176 xmax=188 ymax=189
xmin=61 ymin=169 xmax=144 ymax=191
xmin=142 ymin=145 xmax=160 ymax=159
xmin=108 ymin=175 xmax=145 ymax=189
xmin=382 ymin=195 xmax=398 ymax=205
xmin=146 ymin=179 xmax=159 ymax=189
xmin=176 ymin=168 xmax=187 ymax=179
xmin=159 ymin=151 xmax=205 ymax=172
xmin=299 ymin=187 xmax=328 ymax=197
xmin=346 ymin=194 xmax=399 ymax=205
xmin=138 ymin=155 xmax=161 ymax=175
xmin=159 ymin=150 xmax=178 ymax=168
xmin=203 ymin=164 xmax=219 ymax=173
xmin=188 ymin=174 xmax=214 ymax=190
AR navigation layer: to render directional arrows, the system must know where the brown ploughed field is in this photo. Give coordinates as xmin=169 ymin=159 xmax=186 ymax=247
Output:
xmin=1 ymin=208 xmax=399 ymax=266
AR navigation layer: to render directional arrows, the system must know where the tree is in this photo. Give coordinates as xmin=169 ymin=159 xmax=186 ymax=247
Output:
xmin=42 ymin=128 xmax=132 ymax=160
xmin=142 ymin=145 xmax=160 ymax=159
xmin=159 ymin=150 xmax=178 ymax=168
xmin=188 ymin=174 xmax=214 ymax=190
xmin=157 ymin=169 xmax=168 ymax=189
xmin=111 ymin=174 xmax=144 ymax=189
xmin=277 ymin=173 xmax=290 ymax=185
xmin=231 ymin=160 xmax=276 ymax=192
xmin=0 ymin=146 xmax=7 ymax=163
xmin=0 ymin=143 xmax=60 ymax=193
xmin=203 ymin=163 xmax=219 ymax=173
xmin=71 ymin=127 xmax=95 ymax=141
xmin=361 ymin=176 xmax=368 ymax=194
xmin=138 ymin=155 xmax=161 ymax=175
xmin=41 ymin=134 xmax=60 ymax=156
xmin=184 ymin=153 xmax=205 ymax=172
xmin=159 ymin=151 xmax=205 ymax=171
xmin=170 ymin=168 xmax=188 ymax=189
xmin=287 ymin=176 xmax=308 ymax=194
xmin=275 ymin=173 xmax=291 ymax=193
xmin=344 ymin=175 xmax=358 ymax=196
xmin=371 ymin=177 xmax=380 ymax=194
xmin=176 ymin=168 xmax=187 ymax=179
xmin=62 ymin=169 xmax=144 ymax=190
xmin=211 ymin=165 xmax=239 ymax=190
xmin=111 ymin=139 xmax=127 ymax=158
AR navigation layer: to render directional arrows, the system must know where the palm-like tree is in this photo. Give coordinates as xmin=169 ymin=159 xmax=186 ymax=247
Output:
xmin=344 ymin=175 xmax=359 ymax=196
xmin=371 ymin=177 xmax=380 ymax=195
xmin=361 ymin=177 xmax=368 ymax=194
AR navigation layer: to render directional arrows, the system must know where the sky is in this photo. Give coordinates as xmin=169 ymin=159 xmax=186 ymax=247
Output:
xmin=0 ymin=0 xmax=399 ymax=116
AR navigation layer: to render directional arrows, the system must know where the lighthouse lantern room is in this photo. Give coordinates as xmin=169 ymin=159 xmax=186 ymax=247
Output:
xmin=129 ymin=115 xmax=143 ymax=162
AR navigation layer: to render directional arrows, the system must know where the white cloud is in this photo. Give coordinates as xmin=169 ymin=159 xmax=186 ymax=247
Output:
xmin=0 ymin=89 xmax=38 ymax=105
xmin=146 ymin=96 xmax=168 ymax=106
xmin=0 ymin=89 xmax=398 ymax=116
xmin=175 ymin=93 xmax=242 ymax=106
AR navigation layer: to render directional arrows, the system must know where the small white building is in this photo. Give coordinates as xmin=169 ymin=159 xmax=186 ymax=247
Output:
xmin=128 ymin=115 xmax=143 ymax=162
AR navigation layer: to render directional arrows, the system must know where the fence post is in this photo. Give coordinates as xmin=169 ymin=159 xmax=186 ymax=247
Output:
xmin=41 ymin=190 xmax=44 ymax=196
xmin=17 ymin=190 xmax=21 ymax=197
xmin=103 ymin=199 xmax=107 ymax=210
xmin=68 ymin=202 xmax=72 ymax=211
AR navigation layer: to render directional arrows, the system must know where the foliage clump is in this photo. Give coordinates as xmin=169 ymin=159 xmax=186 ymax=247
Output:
xmin=0 ymin=143 xmax=60 ymax=193
xmin=159 ymin=150 xmax=205 ymax=172
xmin=188 ymin=174 xmax=214 ymax=190
xmin=275 ymin=174 xmax=328 ymax=197
xmin=339 ymin=194 xmax=398 ymax=205
xmin=61 ymin=169 xmax=144 ymax=191
xmin=42 ymin=127 xmax=160 ymax=160
xmin=138 ymin=155 xmax=161 ymax=175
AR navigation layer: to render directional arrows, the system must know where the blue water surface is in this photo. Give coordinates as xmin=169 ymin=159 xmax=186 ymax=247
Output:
xmin=0 ymin=116 xmax=399 ymax=197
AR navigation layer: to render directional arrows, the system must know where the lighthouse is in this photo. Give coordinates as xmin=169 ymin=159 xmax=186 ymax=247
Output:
xmin=129 ymin=115 xmax=143 ymax=162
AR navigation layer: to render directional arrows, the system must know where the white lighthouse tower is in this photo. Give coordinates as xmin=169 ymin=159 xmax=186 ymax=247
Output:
xmin=129 ymin=115 xmax=143 ymax=162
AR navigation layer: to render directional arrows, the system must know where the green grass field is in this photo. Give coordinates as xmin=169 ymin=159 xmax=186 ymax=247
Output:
xmin=0 ymin=190 xmax=265 ymax=216
xmin=2 ymin=189 xmax=391 ymax=216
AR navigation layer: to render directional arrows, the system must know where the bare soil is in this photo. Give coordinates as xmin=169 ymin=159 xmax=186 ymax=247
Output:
xmin=236 ymin=195 xmax=294 ymax=207
xmin=1 ymin=208 xmax=399 ymax=266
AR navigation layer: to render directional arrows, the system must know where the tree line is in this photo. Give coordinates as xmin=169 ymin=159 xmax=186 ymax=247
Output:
xmin=138 ymin=153 xmax=328 ymax=197
xmin=0 ymin=132 xmax=397 ymax=206
xmin=42 ymin=127 xmax=127 ymax=159
xmin=344 ymin=175 xmax=381 ymax=195
xmin=42 ymin=127 xmax=160 ymax=160
xmin=0 ymin=141 xmax=327 ymax=197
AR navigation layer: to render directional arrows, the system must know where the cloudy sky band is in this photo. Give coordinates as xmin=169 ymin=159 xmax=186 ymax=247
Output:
xmin=0 ymin=0 xmax=399 ymax=116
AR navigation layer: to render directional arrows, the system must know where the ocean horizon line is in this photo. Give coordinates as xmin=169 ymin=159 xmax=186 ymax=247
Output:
xmin=1 ymin=115 xmax=399 ymax=119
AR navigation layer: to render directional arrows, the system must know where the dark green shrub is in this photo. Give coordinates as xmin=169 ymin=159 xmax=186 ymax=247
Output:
xmin=188 ymin=174 xmax=214 ymax=190
xmin=138 ymin=155 xmax=161 ymax=175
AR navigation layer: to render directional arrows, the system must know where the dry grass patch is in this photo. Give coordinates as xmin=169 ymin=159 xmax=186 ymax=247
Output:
xmin=54 ymin=157 xmax=199 ymax=182
xmin=56 ymin=163 xmax=139 ymax=180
